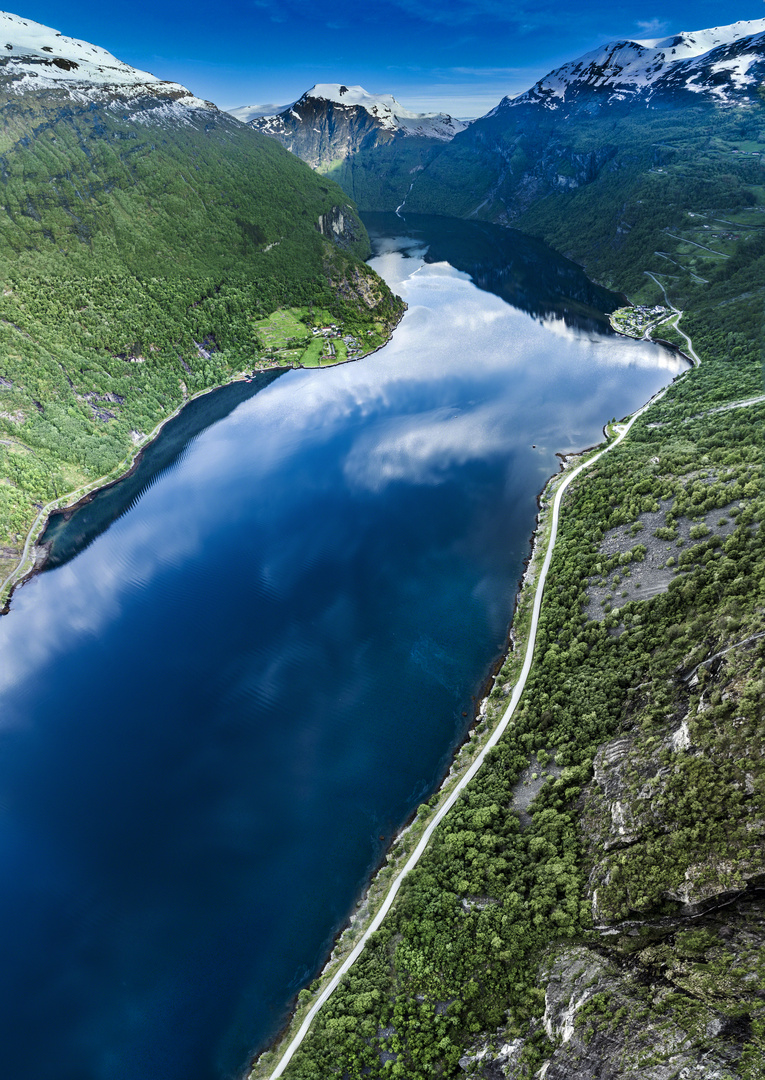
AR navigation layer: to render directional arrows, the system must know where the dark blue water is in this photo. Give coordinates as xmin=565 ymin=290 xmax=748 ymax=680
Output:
xmin=0 ymin=216 xmax=686 ymax=1080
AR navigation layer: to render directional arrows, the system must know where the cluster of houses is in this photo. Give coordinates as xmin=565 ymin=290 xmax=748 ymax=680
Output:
xmin=311 ymin=324 xmax=363 ymax=358
xmin=632 ymin=305 xmax=667 ymax=322
xmin=611 ymin=303 xmax=670 ymax=339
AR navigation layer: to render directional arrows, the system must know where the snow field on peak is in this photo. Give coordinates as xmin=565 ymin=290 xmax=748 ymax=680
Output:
xmin=0 ymin=10 xmax=159 ymax=84
xmin=508 ymin=17 xmax=765 ymax=108
xmin=303 ymin=84 xmax=426 ymax=120
xmin=228 ymin=102 xmax=295 ymax=123
xmin=635 ymin=19 xmax=765 ymax=56
xmin=237 ymin=83 xmax=467 ymax=140
xmin=0 ymin=8 xmax=212 ymax=108
xmin=302 ymin=85 xmax=467 ymax=136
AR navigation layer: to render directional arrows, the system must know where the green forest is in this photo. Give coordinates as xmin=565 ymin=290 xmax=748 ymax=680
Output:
xmin=256 ymin=393 xmax=764 ymax=1080
xmin=0 ymin=88 xmax=404 ymax=595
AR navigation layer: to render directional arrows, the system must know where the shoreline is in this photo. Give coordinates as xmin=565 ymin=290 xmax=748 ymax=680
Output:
xmin=1 ymin=268 xmax=694 ymax=1074
xmin=248 ymin=354 xmax=683 ymax=1078
xmin=608 ymin=283 xmax=700 ymax=368
xmin=1 ymin=373 xmax=250 ymax=614
xmin=248 ymin=460 xmax=566 ymax=1068
xmin=0 ymin=310 xmax=405 ymax=615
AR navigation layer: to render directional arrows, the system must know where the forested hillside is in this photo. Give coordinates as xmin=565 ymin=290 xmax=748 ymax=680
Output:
xmin=2 ymin=14 xmax=762 ymax=1077
xmin=0 ymin=79 xmax=403 ymax=602
xmin=402 ymin=35 xmax=765 ymax=403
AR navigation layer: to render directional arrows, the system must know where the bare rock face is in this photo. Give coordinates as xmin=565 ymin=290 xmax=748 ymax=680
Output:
xmin=537 ymin=946 xmax=745 ymax=1080
xmin=253 ymin=94 xmax=390 ymax=171
xmin=577 ymin=633 xmax=765 ymax=926
xmin=540 ymin=893 xmax=765 ymax=1079
xmin=458 ymin=628 xmax=765 ymax=1080
xmin=538 ymin=946 xmax=734 ymax=1080
xmin=238 ymin=85 xmax=469 ymax=211
xmin=461 ymin=899 xmax=765 ymax=1080
xmin=316 ymin=204 xmax=366 ymax=253
xmin=541 ymin=947 xmax=611 ymax=1047
xmin=244 ymin=85 xmax=466 ymax=171
xmin=458 ymin=1038 xmax=526 ymax=1080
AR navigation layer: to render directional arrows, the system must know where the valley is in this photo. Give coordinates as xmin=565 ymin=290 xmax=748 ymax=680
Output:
xmin=0 ymin=9 xmax=763 ymax=1080
xmin=0 ymin=209 xmax=683 ymax=1080
xmin=0 ymin=16 xmax=404 ymax=608
xmin=235 ymin=85 xmax=466 ymax=213
xmin=243 ymin=18 xmax=765 ymax=1080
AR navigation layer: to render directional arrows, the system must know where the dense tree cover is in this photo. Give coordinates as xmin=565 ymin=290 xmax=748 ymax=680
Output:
xmin=507 ymin=107 xmax=765 ymax=409
xmin=3 ymin=77 xmax=762 ymax=1075
xmin=402 ymin=98 xmax=765 ymax=404
xmin=0 ymin=90 xmax=403 ymax=565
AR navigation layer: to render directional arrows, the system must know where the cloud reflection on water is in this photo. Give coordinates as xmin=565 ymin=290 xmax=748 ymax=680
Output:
xmin=0 ymin=253 xmax=686 ymax=703
xmin=0 ymin=224 xmax=694 ymax=1080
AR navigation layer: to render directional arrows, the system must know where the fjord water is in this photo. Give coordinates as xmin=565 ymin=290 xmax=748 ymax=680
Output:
xmin=0 ymin=215 xmax=686 ymax=1080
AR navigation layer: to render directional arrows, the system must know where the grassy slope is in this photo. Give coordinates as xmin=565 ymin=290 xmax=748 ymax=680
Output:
xmin=256 ymin=101 xmax=765 ymax=1080
xmin=0 ymin=90 xmax=404 ymax=592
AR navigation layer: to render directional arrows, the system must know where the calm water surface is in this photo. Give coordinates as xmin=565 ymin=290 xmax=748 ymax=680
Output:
xmin=0 ymin=216 xmax=686 ymax=1080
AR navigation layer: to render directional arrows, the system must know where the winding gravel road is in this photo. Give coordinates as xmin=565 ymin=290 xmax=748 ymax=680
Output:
xmin=645 ymin=271 xmax=701 ymax=366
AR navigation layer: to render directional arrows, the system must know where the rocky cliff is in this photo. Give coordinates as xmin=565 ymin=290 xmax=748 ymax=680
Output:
xmin=234 ymin=84 xmax=468 ymax=211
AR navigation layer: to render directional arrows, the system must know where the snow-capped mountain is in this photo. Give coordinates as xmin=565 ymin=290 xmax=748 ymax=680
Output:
xmin=241 ymin=84 xmax=467 ymax=141
xmin=0 ymin=10 xmax=214 ymax=115
xmin=227 ymin=84 xmax=468 ymax=209
xmin=501 ymin=18 xmax=765 ymax=111
xmin=400 ymin=17 xmax=765 ymax=227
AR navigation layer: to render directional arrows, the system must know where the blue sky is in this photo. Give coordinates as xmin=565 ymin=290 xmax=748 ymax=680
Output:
xmin=17 ymin=1 xmax=765 ymax=115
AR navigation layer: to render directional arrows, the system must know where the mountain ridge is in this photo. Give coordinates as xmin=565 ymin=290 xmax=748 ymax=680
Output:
xmin=236 ymin=83 xmax=468 ymax=142
xmin=0 ymin=9 xmax=216 ymax=114
xmin=498 ymin=17 xmax=765 ymax=111
xmin=229 ymin=82 xmax=469 ymax=212
xmin=232 ymin=21 xmax=765 ymax=216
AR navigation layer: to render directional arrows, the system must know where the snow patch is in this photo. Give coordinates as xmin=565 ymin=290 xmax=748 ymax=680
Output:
xmin=235 ymin=83 xmax=467 ymax=141
xmin=0 ymin=10 xmax=213 ymax=112
xmin=507 ymin=18 xmax=765 ymax=109
xmin=635 ymin=19 xmax=765 ymax=55
xmin=227 ymin=101 xmax=293 ymax=122
xmin=710 ymin=54 xmax=758 ymax=87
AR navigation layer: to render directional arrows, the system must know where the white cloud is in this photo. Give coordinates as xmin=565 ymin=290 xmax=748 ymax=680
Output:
xmin=0 ymin=489 xmax=205 ymax=699
xmin=635 ymin=18 xmax=669 ymax=36
xmin=343 ymin=401 xmax=510 ymax=492
xmin=0 ymin=244 xmax=688 ymax=704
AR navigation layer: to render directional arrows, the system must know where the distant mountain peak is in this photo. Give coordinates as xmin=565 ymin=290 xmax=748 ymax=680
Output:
xmin=230 ymin=83 xmax=467 ymax=142
xmin=228 ymin=101 xmax=294 ymax=123
xmin=634 ymin=19 xmax=765 ymax=55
